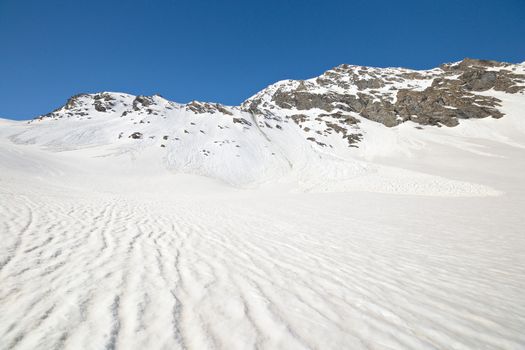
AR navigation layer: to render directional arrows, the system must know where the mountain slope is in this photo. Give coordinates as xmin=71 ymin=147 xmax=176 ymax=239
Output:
xmin=244 ymin=58 xmax=525 ymax=128
xmin=2 ymin=59 xmax=525 ymax=350
xmin=3 ymin=58 xmax=525 ymax=192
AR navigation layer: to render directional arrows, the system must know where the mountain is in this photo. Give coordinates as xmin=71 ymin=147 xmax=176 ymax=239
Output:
xmin=3 ymin=58 xmax=525 ymax=191
xmin=2 ymin=59 xmax=525 ymax=350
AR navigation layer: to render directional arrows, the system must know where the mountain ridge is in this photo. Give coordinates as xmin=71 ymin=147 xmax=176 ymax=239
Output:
xmin=2 ymin=58 xmax=524 ymax=190
xmin=34 ymin=58 xmax=525 ymax=130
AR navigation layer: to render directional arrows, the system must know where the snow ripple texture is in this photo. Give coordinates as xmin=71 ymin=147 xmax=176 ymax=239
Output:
xmin=1 ymin=182 xmax=524 ymax=350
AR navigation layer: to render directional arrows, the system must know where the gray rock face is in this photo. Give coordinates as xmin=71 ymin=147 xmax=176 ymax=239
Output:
xmin=242 ymin=58 xmax=524 ymax=128
xmin=133 ymin=95 xmax=154 ymax=111
xmin=129 ymin=132 xmax=143 ymax=139
xmin=395 ymin=84 xmax=503 ymax=127
xmin=185 ymin=101 xmax=234 ymax=115
xmin=40 ymin=92 xmax=118 ymax=120
xmin=64 ymin=93 xmax=89 ymax=110
xmin=92 ymin=93 xmax=117 ymax=112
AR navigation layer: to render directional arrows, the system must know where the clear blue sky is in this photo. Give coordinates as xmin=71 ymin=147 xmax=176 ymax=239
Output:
xmin=1 ymin=0 xmax=524 ymax=120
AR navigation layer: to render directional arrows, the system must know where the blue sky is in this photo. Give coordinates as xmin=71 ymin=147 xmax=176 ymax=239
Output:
xmin=1 ymin=0 xmax=524 ymax=120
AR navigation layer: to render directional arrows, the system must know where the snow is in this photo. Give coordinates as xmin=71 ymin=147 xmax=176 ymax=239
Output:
xmin=1 ymin=89 xmax=525 ymax=348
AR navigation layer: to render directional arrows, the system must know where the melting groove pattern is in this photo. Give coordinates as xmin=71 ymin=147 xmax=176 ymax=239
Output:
xmin=1 ymin=189 xmax=525 ymax=350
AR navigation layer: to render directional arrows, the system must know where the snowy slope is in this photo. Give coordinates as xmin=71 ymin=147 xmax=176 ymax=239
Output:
xmin=1 ymin=59 xmax=525 ymax=349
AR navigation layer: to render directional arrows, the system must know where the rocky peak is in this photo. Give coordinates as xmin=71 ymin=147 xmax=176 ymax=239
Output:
xmin=36 ymin=92 xmax=127 ymax=121
xmin=242 ymin=58 xmax=525 ymax=128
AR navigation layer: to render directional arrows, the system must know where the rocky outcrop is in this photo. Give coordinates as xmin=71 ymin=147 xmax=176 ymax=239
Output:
xmin=129 ymin=132 xmax=143 ymax=139
xmin=93 ymin=93 xmax=117 ymax=112
xmin=132 ymin=95 xmax=154 ymax=111
xmin=39 ymin=92 xmax=118 ymax=120
xmin=441 ymin=59 xmax=525 ymax=93
xmin=243 ymin=58 xmax=524 ymax=128
xmin=64 ymin=93 xmax=89 ymax=110
xmin=185 ymin=101 xmax=233 ymax=115
xmin=395 ymin=85 xmax=503 ymax=127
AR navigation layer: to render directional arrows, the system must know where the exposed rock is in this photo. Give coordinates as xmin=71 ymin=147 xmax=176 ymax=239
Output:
xmin=64 ymin=94 xmax=89 ymax=110
xmin=92 ymin=93 xmax=116 ymax=112
xmin=291 ymin=114 xmax=309 ymax=123
xmin=215 ymin=104 xmax=234 ymax=116
xmin=232 ymin=117 xmax=252 ymax=126
xmin=272 ymin=90 xmax=335 ymax=111
xmin=318 ymin=113 xmax=360 ymax=125
xmin=133 ymin=95 xmax=154 ymax=111
xmin=243 ymin=58 xmax=524 ymax=129
xmin=441 ymin=58 xmax=524 ymax=93
xmin=395 ymin=87 xmax=503 ymax=126
xmin=185 ymin=101 xmax=233 ymax=115
xmin=94 ymin=103 xmax=107 ymax=112
xmin=129 ymin=132 xmax=143 ymax=139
